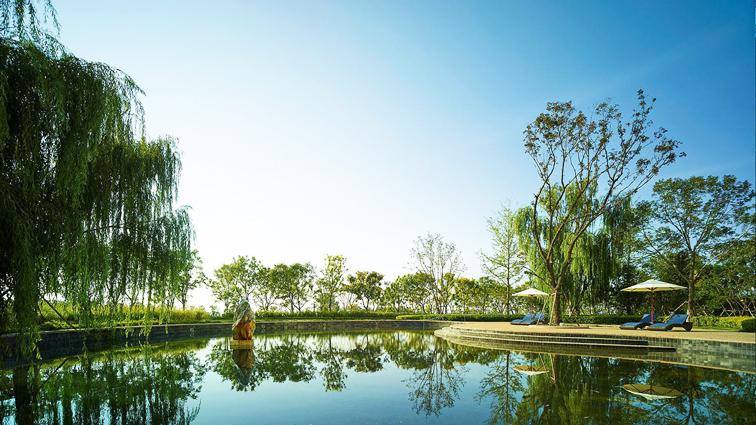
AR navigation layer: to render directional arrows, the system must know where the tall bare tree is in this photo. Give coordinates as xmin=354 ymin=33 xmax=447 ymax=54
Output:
xmin=410 ymin=234 xmax=463 ymax=314
xmin=521 ymin=90 xmax=682 ymax=324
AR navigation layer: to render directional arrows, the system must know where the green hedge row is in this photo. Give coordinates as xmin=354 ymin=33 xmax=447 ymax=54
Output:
xmin=563 ymin=315 xmax=641 ymax=325
xmin=252 ymin=311 xmax=401 ymax=321
xmin=397 ymin=313 xmax=756 ymax=331
xmin=396 ymin=314 xmax=520 ymax=322
xmin=692 ymin=316 xmax=755 ymax=331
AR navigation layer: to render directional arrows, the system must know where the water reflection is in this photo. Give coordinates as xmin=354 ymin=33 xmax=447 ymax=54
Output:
xmin=1 ymin=340 xmax=207 ymax=425
xmin=2 ymin=332 xmax=754 ymax=424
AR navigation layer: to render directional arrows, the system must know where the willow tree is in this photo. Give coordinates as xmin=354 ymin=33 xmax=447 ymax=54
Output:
xmin=519 ymin=90 xmax=682 ymax=324
xmin=0 ymin=1 xmax=192 ymax=357
xmin=517 ymin=197 xmax=639 ymax=316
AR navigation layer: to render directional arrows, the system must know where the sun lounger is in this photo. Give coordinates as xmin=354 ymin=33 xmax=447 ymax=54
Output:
xmin=619 ymin=314 xmax=653 ymax=330
xmin=512 ymin=312 xmax=546 ymax=326
xmin=511 ymin=313 xmax=534 ymax=325
xmin=647 ymin=314 xmax=692 ymax=332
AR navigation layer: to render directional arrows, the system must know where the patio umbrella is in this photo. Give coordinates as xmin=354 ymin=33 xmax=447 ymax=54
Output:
xmin=513 ymin=288 xmax=550 ymax=312
xmin=621 ymin=279 xmax=686 ymax=322
xmin=514 ymin=365 xmax=549 ymax=376
xmin=623 ymin=383 xmax=683 ymax=401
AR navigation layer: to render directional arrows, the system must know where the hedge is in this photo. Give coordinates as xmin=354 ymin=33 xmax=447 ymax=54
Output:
xmin=396 ymin=314 xmax=520 ymax=322
xmin=742 ymin=318 xmax=756 ymax=332
xmin=396 ymin=313 xmax=756 ymax=331
xmin=252 ymin=311 xmax=401 ymax=321
xmin=691 ymin=316 xmax=755 ymax=331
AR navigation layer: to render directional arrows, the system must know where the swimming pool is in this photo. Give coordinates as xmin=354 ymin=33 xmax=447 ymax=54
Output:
xmin=2 ymin=331 xmax=754 ymax=424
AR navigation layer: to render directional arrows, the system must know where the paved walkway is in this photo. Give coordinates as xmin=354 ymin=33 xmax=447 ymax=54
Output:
xmin=452 ymin=322 xmax=755 ymax=344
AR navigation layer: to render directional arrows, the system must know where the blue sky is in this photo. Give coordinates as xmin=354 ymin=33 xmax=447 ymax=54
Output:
xmin=55 ymin=1 xmax=754 ymax=307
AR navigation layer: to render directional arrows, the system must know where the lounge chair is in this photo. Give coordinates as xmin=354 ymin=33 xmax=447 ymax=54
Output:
xmin=647 ymin=314 xmax=693 ymax=332
xmin=511 ymin=313 xmax=534 ymax=325
xmin=513 ymin=313 xmax=546 ymax=326
xmin=619 ymin=314 xmax=653 ymax=330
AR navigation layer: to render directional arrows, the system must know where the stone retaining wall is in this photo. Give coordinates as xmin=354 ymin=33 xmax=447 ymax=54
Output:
xmin=0 ymin=320 xmax=451 ymax=368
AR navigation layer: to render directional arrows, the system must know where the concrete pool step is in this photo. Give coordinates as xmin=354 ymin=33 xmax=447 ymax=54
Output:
xmin=448 ymin=327 xmax=651 ymax=346
xmin=436 ymin=327 xmax=675 ymax=352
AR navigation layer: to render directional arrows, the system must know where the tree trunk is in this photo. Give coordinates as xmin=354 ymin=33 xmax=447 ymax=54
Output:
xmin=13 ymin=366 xmax=35 ymax=425
xmin=550 ymin=286 xmax=562 ymax=325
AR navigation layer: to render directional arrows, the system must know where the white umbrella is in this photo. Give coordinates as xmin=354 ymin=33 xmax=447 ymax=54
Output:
xmin=514 ymin=365 xmax=549 ymax=376
xmin=513 ymin=288 xmax=550 ymax=297
xmin=621 ymin=279 xmax=686 ymax=322
xmin=623 ymin=383 xmax=683 ymax=401
xmin=513 ymin=288 xmax=550 ymax=313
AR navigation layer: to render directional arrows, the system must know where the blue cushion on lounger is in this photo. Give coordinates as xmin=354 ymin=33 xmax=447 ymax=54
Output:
xmin=619 ymin=314 xmax=652 ymax=330
xmin=647 ymin=314 xmax=692 ymax=331
xmin=512 ymin=313 xmax=534 ymax=325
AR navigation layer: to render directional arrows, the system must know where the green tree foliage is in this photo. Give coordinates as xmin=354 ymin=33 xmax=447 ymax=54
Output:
xmin=481 ymin=207 xmax=525 ymax=314
xmin=410 ymin=234 xmax=463 ymax=314
xmin=704 ymin=235 xmax=756 ymax=316
xmin=207 ymin=256 xmax=267 ymax=311
xmin=314 ymin=255 xmax=346 ymax=311
xmin=270 ymin=263 xmax=315 ymax=313
xmin=6 ymin=340 xmax=207 ymax=424
xmin=175 ymin=250 xmax=205 ymax=310
xmin=0 ymin=1 xmax=192 ymax=356
xmin=345 ymin=271 xmax=383 ymax=310
xmin=519 ymin=90 xmax=682 ymax=323
xmin=640 ymin=175 xmax=754 ymax=317
xmin=389 ymin=273 xmax=433 ymax=313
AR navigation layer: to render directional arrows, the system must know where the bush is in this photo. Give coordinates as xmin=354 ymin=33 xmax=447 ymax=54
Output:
xmin=254 ymin=311 xmax=400 ymax=321
xmin=692 ymin=316 xmax=755 ymax=331
xmin=563 ymin=315 xmax=641 ymax=325
xmin=396 ymin=314 xmax=520 ymax=322
xmin=741 ymin=318 xmax=756 ymax=332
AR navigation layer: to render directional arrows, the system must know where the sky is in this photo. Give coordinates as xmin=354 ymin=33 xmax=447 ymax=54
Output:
xmin=54 ymin=1 xmax=755 ymax=308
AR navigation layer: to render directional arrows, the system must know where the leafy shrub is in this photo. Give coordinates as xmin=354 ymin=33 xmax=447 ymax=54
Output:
xmin=741 ymin=318 xmax=756 ymax=332
xmin=692 ymin=316 xmax=755 ymax=331
xmin=563 ymin=315 xmax=642 ymax=325
xmin=396 ymin=314 xmax=520 ymax=322
xmin=254 ymin=311 xmax=400 ymax=321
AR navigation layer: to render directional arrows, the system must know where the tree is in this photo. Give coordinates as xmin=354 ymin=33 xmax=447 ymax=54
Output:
xmin=208 ymin=256 xmax=266 ymax=311
xmin=520 ymin=90 xmax=682 ymax=324
xmin=452 ymin=276 xmax=481 ymax=313
xmin=270 ymin=263 xmax=314 ymax=313
xmin=0 ymin=1 xmax=193 ymax=356
xmin=410 ymin=234 xmax=463 ymax=314
xmin=315 ymin=255 xmax=346 ymax=311
xmin=481 ymin=207 xmax=525 ymax=314
xmin=705 ymin=235 xmax=756 ymax=316
xmin=380 ymin=279 xmax=410 ymax=312
xmin=395 ymin=272 xmax=434 ymax=313
xmin=345 ymin=271 xmax=383 ymax=310
xmin=176 ymin=250 xmax=205 ymax=310
xmin=251 ymin=266 xmax=276 ymax=312
xmin=640 ymin=175 xmax=754 ymax=317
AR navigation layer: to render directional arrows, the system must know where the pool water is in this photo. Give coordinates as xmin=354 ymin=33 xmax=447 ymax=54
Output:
xmin=1 ymin=331 xmax=754 ymax=424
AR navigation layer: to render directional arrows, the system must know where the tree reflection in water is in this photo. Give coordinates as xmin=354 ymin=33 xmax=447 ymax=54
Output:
xmin=1 ymin=340 xmax=208 ymax=425
xmin=2 ymin=332 xmax=755 ymax=424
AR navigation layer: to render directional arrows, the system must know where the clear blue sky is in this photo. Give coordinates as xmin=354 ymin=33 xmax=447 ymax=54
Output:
xmin=55 ymin=1 xmax=754 ymax=307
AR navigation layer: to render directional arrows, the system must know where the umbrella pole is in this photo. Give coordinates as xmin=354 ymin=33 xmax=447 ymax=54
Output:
xmin=651 ymin=291 xmax=655 ymax=323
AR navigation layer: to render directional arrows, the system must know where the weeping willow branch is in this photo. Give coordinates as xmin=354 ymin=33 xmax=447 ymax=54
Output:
xmin=0 ymin=16 xmax=193 ymax=357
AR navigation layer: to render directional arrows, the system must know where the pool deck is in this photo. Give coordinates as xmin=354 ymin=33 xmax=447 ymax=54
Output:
xmin=436 ymin=321 xmax=756 ymax=373
xmin=452 ymin=322 xmax=755 ymax=344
